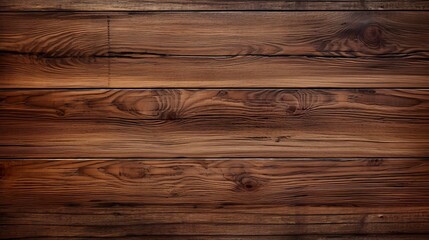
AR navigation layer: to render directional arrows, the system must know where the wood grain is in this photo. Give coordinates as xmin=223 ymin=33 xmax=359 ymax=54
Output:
xmin=0 ymin=54 xmax=109 ymax=88
xmin=2 ymin=55 xmax=428 ymax=88
xmin=1 ymin=12 xmax=428 ymax=88
xmin=0 ymin=0 xmax=428 ymax=11
xmin=0 ymin=13 xmax=108 ymax=88
xmin=110 ymin=12 xmax=429 ymax=57
xmin=1 ymin=159 xmax=429 ymax=238
xmin=109 ymin=56 xmax=429 ymax=88
xmin=0 ymin=89 xmax=428 ymax=158
xmin=0 ymin=13 xmax=107 ymax=57
xmin=4 ymin=12 xmax=428 ymax=57
xmin=1 ymin=1 xmax=428 ymax=239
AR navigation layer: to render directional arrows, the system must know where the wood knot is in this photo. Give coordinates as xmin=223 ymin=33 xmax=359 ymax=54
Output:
xmin=359 ymin=24 xmax=384 ymax=49
xmin=285 ymin=105 xmax=297 ymax=114
xmin=164 ymin=111 xmax=178 ymax=120
xmin=234 ymin=173 xmax=262 ymax=192
xmin=216 ymin=90 xmax=228 ymax=97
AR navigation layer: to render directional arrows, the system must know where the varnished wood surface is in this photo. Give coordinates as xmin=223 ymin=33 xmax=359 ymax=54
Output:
xmin=1 ymin=1 xmax=429 ymax=238
xmin=0 ymin=13 xmax=107 ymax=57
xmin=110 ymin=12 xmax=429 ymax=57
xmin=0 ymin=0 xmax=428 ymax=11
xmin=0 ymin=55 xmax=109 ymax=88
xmin=109 ymin=57 xmax=429 ymax=88
xmin=3 ymin=12 xmax=428 ymax=57
xmin=1 ymin=159 xmax=429 ymax=238
xmin=0 ymin=89 xmax=428 ymax=158
xmin=1 ymin=12 xmax=429 ymax=88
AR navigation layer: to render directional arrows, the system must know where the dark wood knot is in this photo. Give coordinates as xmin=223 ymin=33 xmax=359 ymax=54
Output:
xmin=359 ymin=24 xmax=384 ymax=49
xmin=234 ymin=173 xmax=262 ymax=192
xmin=216 ymin=90 xmax=228 ymax=97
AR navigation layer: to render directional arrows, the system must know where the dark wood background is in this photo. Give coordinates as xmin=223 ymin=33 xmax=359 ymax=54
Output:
xmin=1 ymin=1 xmax=429 ymax=239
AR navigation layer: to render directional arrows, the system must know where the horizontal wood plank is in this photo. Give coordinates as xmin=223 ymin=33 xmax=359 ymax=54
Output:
xmin=109 ymin=56 xmax=429 ymax=88
xmin=2 ymin=55 xmax=428 ymax=88
xmin=0 ymin=13 xmax=107 ymax=57
xmin=0 ymin=89 xmax=428 ymax=158
xmin=0 ymin=55 xmax=109 ymax=88
xmin=1 ymin=12 xmax=428 ymax=88
xmin=110 ymin=12 xmax=429 ymax=57
xmin=0 ymin=13 xmax=108 ymax=88
xmin=0 ymin=0 xmax=428 ymax=11
xmin=1 ymin=159 xmax=429 ymax=238
xmin=4 ymin=12 xmax=428 ymax=57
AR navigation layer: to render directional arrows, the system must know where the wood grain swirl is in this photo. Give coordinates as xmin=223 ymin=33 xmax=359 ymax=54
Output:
xmin=1 ymin=159 xmax=429 ymax=238
xmin=0 ymin=13 xmax=107 ymax=57
xmin=0 ymin=89 xmax=428 ymax=158
xmin=0 ymin=55 xmax=109 ymax=88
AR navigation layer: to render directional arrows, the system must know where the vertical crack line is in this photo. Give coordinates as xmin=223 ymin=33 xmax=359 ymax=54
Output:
xmin=107 ymin=15 xmax=111 ymax=87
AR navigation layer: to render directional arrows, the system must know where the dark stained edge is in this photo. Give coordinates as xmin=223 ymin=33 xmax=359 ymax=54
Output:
xmin=0 ymin=0 xmax=429 ymax=11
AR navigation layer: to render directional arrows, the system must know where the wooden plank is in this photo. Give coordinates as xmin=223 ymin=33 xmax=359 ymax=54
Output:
xmin=1 ymin=159 xmax=429 ymax=238
xmin=0 ymin=13 xmax=107 ymax=57
xmin=1 ymin=12 xmax=428 ymax=88
xmin=0 ymin=0 xmax=428 ymax=11
xmin=108 ymin=12 xmax=429 ymax=88
xmin=109 ymin=56 xmax=429 ymax=88
xmin=0 ymin=13 xmax=108 ymax=88
xmin=110 ymin=12 xmax=429 ymax=57
xmin=0 ymin=54 xmax=109 ymax=88
xmin=0 ymin=89 xmax=428 ymax=158
xmin=2 ymin=54 xmax=428 ymax=88
xmin=3 ymin=12 xmax=428 ymax=58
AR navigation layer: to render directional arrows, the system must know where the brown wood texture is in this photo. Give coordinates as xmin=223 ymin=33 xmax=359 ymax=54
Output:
xmin=0 ymin=89 xmax=428 ymax=158
xmin=109 ymin=12 xmax=429 ymax=57
xmin=1 ymin=2 xmax=429 ymax=239
xmin=0 ymin=0 xmax=428 ymax=11
xmin=1 ymin=159 xmax=429 ymax=238
xmin=1 ymin=12 xmax=429 ymax=87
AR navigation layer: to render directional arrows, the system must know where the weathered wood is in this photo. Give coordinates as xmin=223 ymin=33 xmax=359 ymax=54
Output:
xmin=0 ymin=13 xmax=108 ymax=88
xmin=2 ymin=54 xmax=428 ymax=88
xmin=1 ymin=159 xmax=429 ymax=238
xmin=110 ymin=12 xmax=429 ymax=57
xmin=0 ymin=89 xmax=428 ymax=158
xmin=0 ymin=13 xmax=107 ymax=57
xmin=1 ymin=1 xmax=428 ymax=239
xmin=0 ymin=55 xmax=109 ymax=88
xmin=0 ymin=0 xmax=428 ymax=11
xmin=108 ymin=12 xmax=429 ymax=88
xmin=109 ymin=57 xmax=429 ymax=88
xmin=1 ymin=12 xmax=428 ymax=88
xmin=4 ymin=12 xmax=428 ymax=57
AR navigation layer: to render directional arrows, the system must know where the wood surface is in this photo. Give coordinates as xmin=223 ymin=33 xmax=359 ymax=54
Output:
xmin=0 ymin=0 xmax=428 ymax=11
xmin=1 ymin=159 xmax=429 ymax=238
xmin=1 ymin=1 xmax=429 ymax=239
xmin=109 ymin=12 xmax=429 ymax=57
xmin=1 ymin=12 xmax=429 ymax=87
xmin=0 ymin=89 xmax=428 ymax=158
